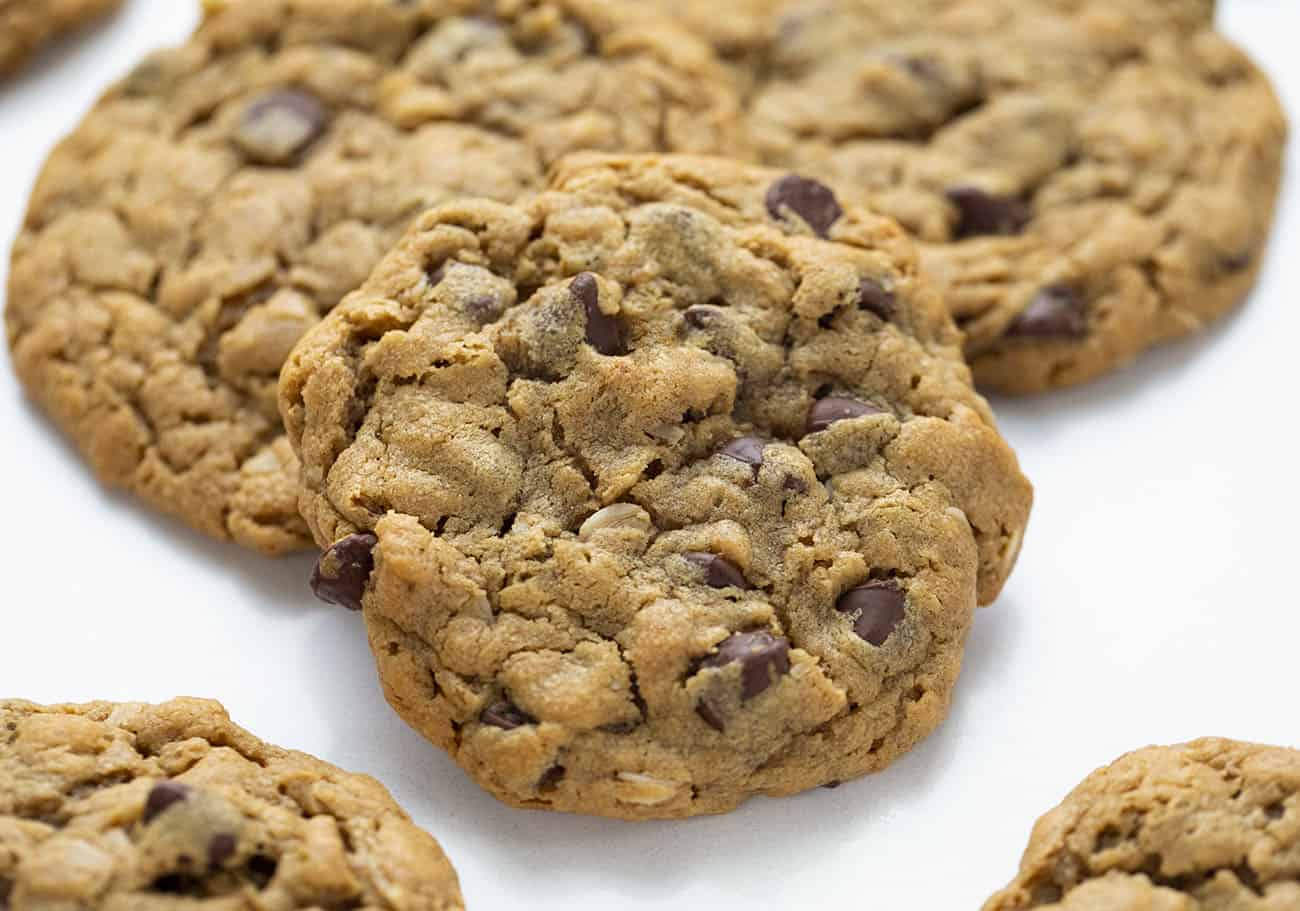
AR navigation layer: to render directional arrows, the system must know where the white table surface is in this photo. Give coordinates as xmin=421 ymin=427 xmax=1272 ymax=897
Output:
xmin=1 ymin=2 xmax=1296 ymax=907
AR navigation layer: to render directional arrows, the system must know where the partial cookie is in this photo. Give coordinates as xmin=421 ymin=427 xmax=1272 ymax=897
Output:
xmin=281 ymin=154 xmax=1032 ymax=819
xmin=0 ymin=0 xmax=122 ymax=77
xmin=984 ymin=739 xmax=1300 ymax=910
xmin=5 ymin=0 xmax=747 ymax=554
xmin=746 ymin=0 xmax=1285 ymax=392
xmin=0 ymin=698 xmax=463 ymax=910
xmin=640 ymin=0 xmax=781 ymax=69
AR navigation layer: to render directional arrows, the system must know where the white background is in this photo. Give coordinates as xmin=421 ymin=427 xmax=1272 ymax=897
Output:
xmin=0 ymin=2 xmax=1296 ymax=907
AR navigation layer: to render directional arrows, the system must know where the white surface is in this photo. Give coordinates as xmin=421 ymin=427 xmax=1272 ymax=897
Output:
xmin=0 ymin=2 xmax=1296 ymax=907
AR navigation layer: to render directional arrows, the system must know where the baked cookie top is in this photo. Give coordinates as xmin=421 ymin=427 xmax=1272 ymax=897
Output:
xmin=0 ymin=698 xmax=463 ymax=910
xmin=985 ymin=738 xmax=1300 ymax=910
xmin=281 ymin=154 xmax=1031 ymax=818
xmin=0 ymin=0 xmax=122 ymax=77
xmin=5 ymin=0 xmax=746 ymax=554
xmin=745 ymin=0 xmax=1285 ymax=391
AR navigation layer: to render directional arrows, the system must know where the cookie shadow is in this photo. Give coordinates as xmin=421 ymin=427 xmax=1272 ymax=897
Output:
xmin=304 ymin=594 xmax=1024 ymax=905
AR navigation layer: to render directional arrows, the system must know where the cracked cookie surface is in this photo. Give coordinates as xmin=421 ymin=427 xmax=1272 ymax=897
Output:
xmin=0 ymin=0 xmax=122 ymax=77
xmin=5 ymin=0 xmax=745 ymax=553
xmin=984 ymin=739 xmax=1300 ymax=911
xmin=743 ymin=0 xmax=1285 ymax=392
xmin=280 ymin=154 xmax=1032 ymax=819
xmin=0 ymin=697 xmax=463 ymax=910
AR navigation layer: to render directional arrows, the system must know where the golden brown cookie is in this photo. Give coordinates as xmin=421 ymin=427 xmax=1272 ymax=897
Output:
xmin=744 ymin=0 xmax=1285 ymax=392
xmin=5 ymin=0 xmax=746 ymax=553
xmin=985 ymin=739 xmax=1300 ymax=910
xmin=0 ymin=698 xmax=463 ymax=910
xmin=280 ymin=154 xmax=1032 ymax=818
xmin=0 ymin=0 xmax=122 ymax=77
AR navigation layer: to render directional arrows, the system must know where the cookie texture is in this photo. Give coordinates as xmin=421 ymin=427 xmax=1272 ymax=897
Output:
xmin=0 ymin=698 xmax=463 ymax=910
xmin=281 ymin=154 xmax=1032 ymax=818
xmin=985 ymin=739 xmax=1300 ymax=910
xmin=0 ymin=0 xmax=122 ymax=77
xmin=5 ymin=0 xmax=746 ymax=553
xmin=744 ymin=0 xmax=1285 ymax=392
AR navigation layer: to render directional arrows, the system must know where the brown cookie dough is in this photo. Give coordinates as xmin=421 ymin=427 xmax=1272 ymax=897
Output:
xmin=0 ymin=698 xmax=463 ymax=910
xmin=5 ymin=0 xmax=747 ymax=553
xmin=280 ymin=154 xmax=1032 ymax=819
xmin=744 ymin=0 xmax=1285 ymax=392
xmin=984 ymin=739 xmax=1300 ymax=910
xmin=0 ymin=0 xmax=122 ymax=77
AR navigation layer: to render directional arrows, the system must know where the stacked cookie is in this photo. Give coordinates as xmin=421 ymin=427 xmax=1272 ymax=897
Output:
xmin=1 ymin=0 xmax=1291 ymax=906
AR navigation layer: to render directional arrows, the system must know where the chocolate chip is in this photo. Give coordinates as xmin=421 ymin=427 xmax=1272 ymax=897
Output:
xmin=233 ymin=89 xmax=328 ymax=165
xmin=572 ymin=272 xmax=624 ymax=356
xmin=946 ymin=187 xmax=1030 ymax=239
xmin=208 ymin=833 xmax=236 ymax=868
xmin=310 ymin=533 xmax=378 ymax=612
xmin=696 ymin=700 xmax=725 ymax=732
xmin=719 ymin=436 xmax=766 ymax=475
xmin=143 ymin=781 xmax=191 ymax=822
xmin=699 ymin=631 xmax=791 ymax=701
xmin=806 ymin=397 xmax=883 ymax=434
xmin=1007 ymin=286 xmax=1088 ymax=339
xmin=481 ymin=701 xmax=535 ymax=731
xmin=683 ymin=552 xmax=751 ymax=590
xmin=538 ymin=765 xmax=566 ymax=792
xmin=783 ymin=474 xmax=808 ymax=493
xmin=836 ymin=582 xmax=907 ymax=647
xmin=765 ymin=175 xmax=843 ymax=238
xmin=1222 ymin=251 xmax=1254 ymax=273
xmin=683 ymin=305 xmax=723 ymax=329
xmin=822 ymin=780 xmax=842 ymax=790
xmin=857 ymin=278 xmax=896 ymax=320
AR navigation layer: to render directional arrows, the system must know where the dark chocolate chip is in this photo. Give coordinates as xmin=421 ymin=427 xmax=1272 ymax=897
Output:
xmin=822 ymin=780 xmax=842 ymax=790
xmin=857 ymin=278 xmax=896 ymax=320
xmin=1222 ymin=251 xmax=1254 ymax=273
xmin=719 ymin=436 xmax=766 ymax=474
xmin=782 ymin=474 xmax=808 ymax=493
xmin=806 ymin=397 xmax=884 ymax=434
xmin=538 ymin=765 xmax=566 ymax=791
xmin=696 ymin=700 xmax=725 ymax=732
xmin=310 ymin=533 xmax=378 ymax=612
xmin=208 ymin=833 xmax=237 ymax=868
xmin=946 ymin=186 xmax=1030 ymax=239
xmin=765 ymin=175 xmax=843 ymax=238
xmin=683 ymin=552 xmax=752 ymax=590
xmin=234 ymin=89 xmax=328 ymax=165
xmin=481 ymin=701 xmax=535 ymax=731
xmin=699 ymin=631 xmax=791 ymax=701
xmin=248 ymin=855 xmax=278 ymax=888
xmin=1007 ymin=285 xmax=1088 ymax=339
xmin=572 ymin=272 xmax=624 ymax=355
xmin=836 ymin=582 xmax=907 ymax=647
xmin=143 ymin=781 xmax=191 ymax=822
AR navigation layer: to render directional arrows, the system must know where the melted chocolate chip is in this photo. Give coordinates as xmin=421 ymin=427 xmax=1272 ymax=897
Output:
xmin=699 ymin=631 xmax=791 ymax=701
xmin=481 ymin=701 xmax=535 ymax=731
xmin=1222 ymin=251 xmax=1254 ymax=273
xmin=696 ymin=700 xmax=726 ymax=732
xmin=857 ymin=278 xmax=896 ymax=320
xmin=208 ymin=833 xmax=237 ymax=868
xmin=836 ymin=582 xmax=907 ymax=647
xmin=572 ymin=272 xmax=624 ymax=355
xmin=946 ymin=187 xmax=1030 ymax=239
xmin=538 ymin=765 xmax=566 ymax=791
xmin=143 ymin=781 xmax=191 ymax=822
xmin=310 ymin=533 xmax=378 ymax=612
xmin=719 ymin=436 xmax=766 ymax=475
xmin=765 ymin=175 xmax=843 ymax=238
xmin=1008 ymin=286 xmax=1088 ymax=339
xmin=234 ymin=89 xmax=328 ymax=165
xmin=806 ymin=397 xmax=884 ymax=434
xmin=683 ymin=553 xmax=752 ymax=590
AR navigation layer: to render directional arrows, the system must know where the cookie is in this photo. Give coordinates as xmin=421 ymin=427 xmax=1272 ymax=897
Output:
xmin=984 ymin=739 xmax=1300 ymax=910
xmin=744 ymin=0 xmax=1285 ymax=392
xmin=5 ymin=0 xmax=747 ymax=554
xmin=0 ymin=698 xmax=463 ymax=910
xmin=280 ymin=154 xmax=1032 ymax=819
xmin=0 ymin=0 xmax=122 ymax=77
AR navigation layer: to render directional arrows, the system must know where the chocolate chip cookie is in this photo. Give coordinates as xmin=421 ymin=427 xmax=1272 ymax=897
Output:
xmin=985 ymin=739 xmax=1300 ymax=910
xmin=0 ymin=0 xmax=122 ymax=77
xmin=5 ymin=0 xmax=746 ymax=553
xmin=745 ymin=0 xmax=1285 ymax=392
xmin=0 ymin=698 xmax=463 ymax=910
xmin=280 ymin=154 xmax=1032 ymax=818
